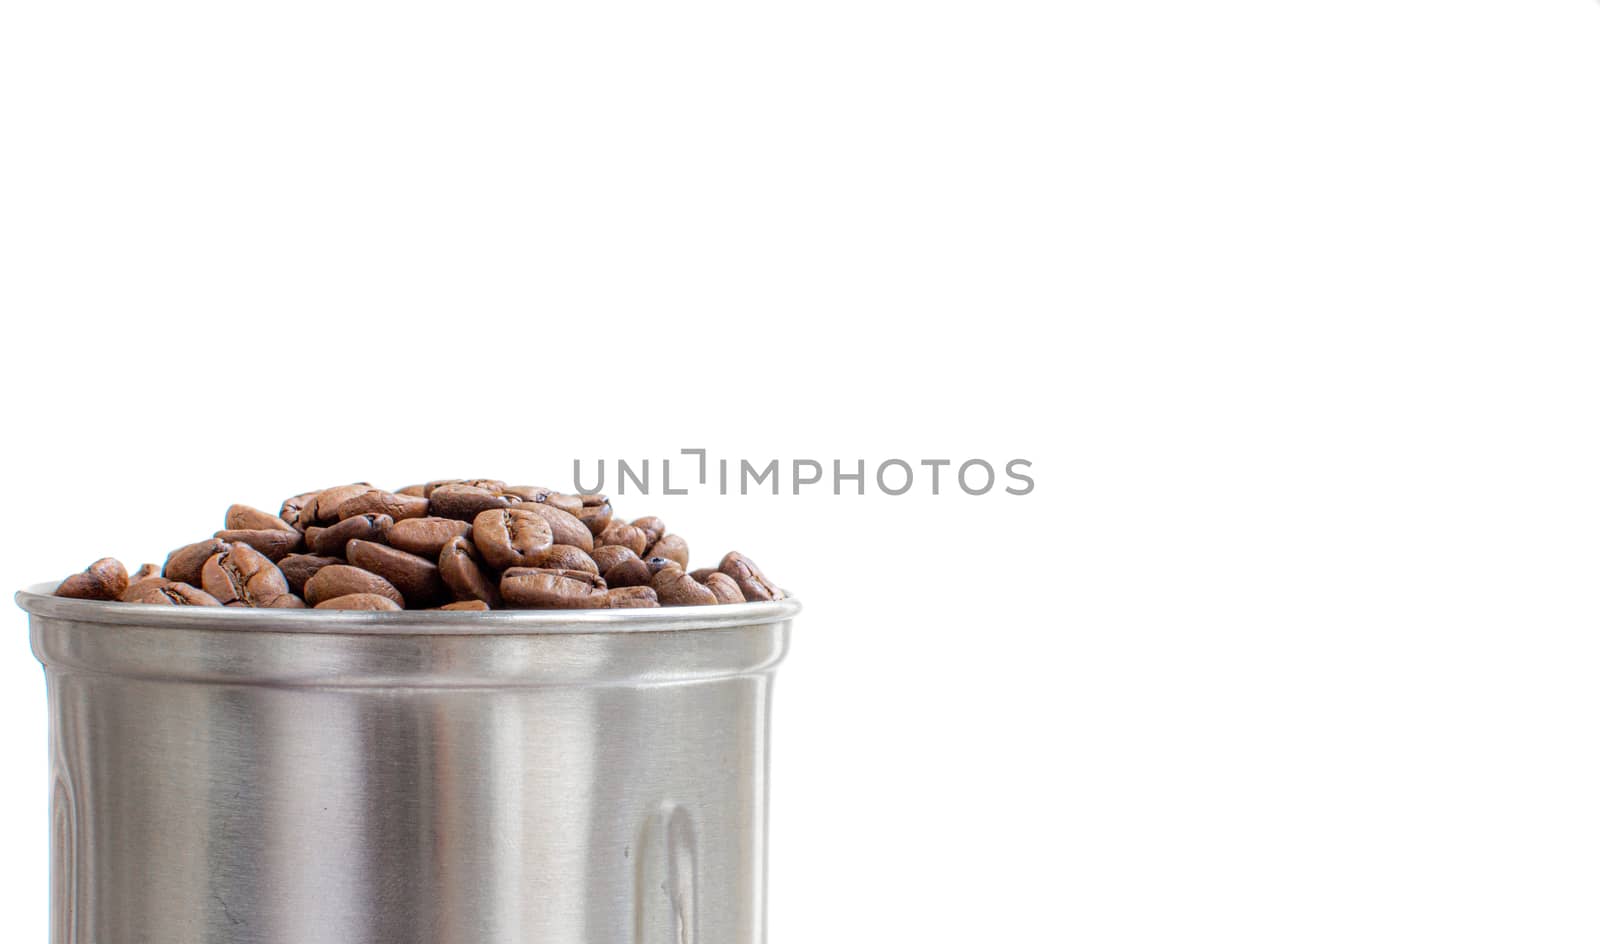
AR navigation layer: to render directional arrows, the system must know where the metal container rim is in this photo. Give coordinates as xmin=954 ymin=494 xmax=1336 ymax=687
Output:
xmin=15 ymin=583 xmax=801 ymax=636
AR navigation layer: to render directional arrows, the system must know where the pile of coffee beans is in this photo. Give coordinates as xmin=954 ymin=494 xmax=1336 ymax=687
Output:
xmin=52 ymin=479 xmax=784 ymax=611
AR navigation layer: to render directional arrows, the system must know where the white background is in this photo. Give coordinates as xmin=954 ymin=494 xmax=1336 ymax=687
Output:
xmin=2 ymin=1 xmax=1598 ymax=941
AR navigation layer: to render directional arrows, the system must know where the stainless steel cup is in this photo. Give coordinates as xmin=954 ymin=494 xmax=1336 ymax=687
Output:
xmin=16 ymin=586 xmax=798 ymax=944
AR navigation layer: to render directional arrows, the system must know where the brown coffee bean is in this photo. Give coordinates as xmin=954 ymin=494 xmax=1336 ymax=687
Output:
xmin=631 ymin=516 xmax=666 ymax=547
xmin=268 ymin=594 xmax=307 ymax=608
xmin=278 ymin=553 xmax=343 ymax=596
xmin=699 ymin=571 xmax=746 ymax=604
xmin=606 ymin=558 xmax=652 ymax=588
xmin=55 ymin=558 xmax=129 ymax=601
xmin=688 ymin=567 xmax=718 ymax=583
xmin=502 ymin=486 xmax=584 ymax=516
xmin=517 ymin=503 xmax=593 ymax=551
xmin=438 ymin=536 xmax=501 ymax=607
xmin=501 ymin=568 xmax=609 ymax=609
xmin=336 ymin=490 xmax=431 ymax=522
xmin=304 ymin=564 xmax=404 ymax=607
xmin=130 ymin=563 xmax=161 ymax=583
xmin=424 ymin=478 xmax=505 ymax=497
xmin=642 ymin=533 xmax=689 ymax=569
xmin=577 ymin=494 xmax=613 ymax=536
xmin=437 ymin=599 xmax=490 ymax=611
xmin=525 ymin=544 xmax=599 ymax=575
xmin=309 ymin=513 xmax=393 ymax=556
xmin=304 ymin=483 xmax=378 ymax=525
xmin=215 ymin=528 xmax=303 ymax=562
xmin=225 ymin=504 xmax=296 ymax=532
xmin=121 ymin=579 xmax=222 ymax=606
xmin=603 ymin=586 xmax=660 ymax=608
xmin=651 ymin=565 xmax=718 ymax=606
xmin=429 ymin=484 xmax=511 ymax=521
xmin=278 ymin=491 xmax=320 ymax=530
xmin=396 ymin=484 xmax=428 ymax=497
xmin=471 ymin=508 xmax=554 ymax=570
xmin=719 ymin=551 xmax=783 ymax=601
xmin=314 ymin=593 xmax=402 ymax=611
xmin=595 ymin=521 xmax=648 ymax=556
xmin=345 ymin=539 xmax=446 ymax=607
xmin=201 ymin=543 xmax=292 ymax=607
xmin=387 ymin=516 xmax=472 ymax=557
xmin=164 ymin=537 xmax=230 ymax=585
xmin=303 ymin=526 xmax=326 ymax=548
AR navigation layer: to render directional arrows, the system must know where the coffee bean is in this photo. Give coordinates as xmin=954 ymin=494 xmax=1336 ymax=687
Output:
xmin=719 ymin=551 xmax=783 ymax=601
xmin=644 ymin=556 xmax=677 ymax=576
xmin=604 ymin=557 xmax=651 ymax=588
xmin=303 ymin=484 xmax=377 ymax=525
xmin=502 ymin=486 xmax=584 ymax=516
xmin=438 ymin=536 xmax=501 ymax=607
xmin=518 ymin=504 xmax=593 ymax=552
xmin=688 ymin=567 xmax=718 ymax=583
xmin=130 ymin=563 xmax=161 ymax=583
xmin=278 ymin=553 xmax=343 ymax=596
xmin=471 ymin=508 xmax=555 ymax=570
xmin=309 ymin=514 xmax=393 ymax=556
xmin=429 ymin=484 xmax=511 ymax=521
xmin=122 ymin=578 xmax=222 ymax=606
xmin=501 ymin=568 xmax=609 ymax=609
xmin=424 ymin=478 xmax=505 ymax=497
xmin=387 ymin=516 xmax=472 ymax=557
xmin=603 ymin=587 xmax=660 ymax=608
xmin=642 ymin=533 xmax=689 ymax=569
xmin=55 ymin=558 xmax=129 ymax=601
xmin=698 ymin=571 xmax=746 ymax=604
xmin=225 ymin=504 xmax=297 ymax=532
xmin=345 ymin=539 xmax=446 ymax=607
xmin=214 ymin=528 xmax=303 ymax=562
xmin=437 ymin=599 xmax=490 ymax=611
xmin=269 ymin=594 xmax=308 ymax=608
xmin=577 ymin=494 xmax=613 ymax=536
xmin=304 ymin=564 xmax=405 ymax=608
xmin=396 ymin=484 xmax=428 ymax=497
xmin=595 ymin=521 xmax=648 ymax=557
xmin=651 ymin=565 xmax=718 ymax=606
xmin=278 ymin=491 xmax=320 ymax=530
xmin=631 ymin=517 xmax=666 ymax=547
xmin=201 ymin=543 xmax=292 ymax=607
xmin=164 ymin=537 xmax=230 ymax=585
xmin=315 ymin=593 xmax=402 ymax=611
xmin=336 ymin=490 xmax=431 ymax=522
xmin=524 ymin=544 xmax=599 ymax=575
xmin=591 ymin=545 xmax=638 ymax=572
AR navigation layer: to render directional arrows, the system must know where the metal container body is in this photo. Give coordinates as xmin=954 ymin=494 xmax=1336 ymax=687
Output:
xmin=17 ymin=588 xmax=797 ymax=944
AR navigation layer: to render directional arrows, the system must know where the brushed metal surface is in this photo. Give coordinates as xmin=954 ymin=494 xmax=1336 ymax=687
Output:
xmin=17 ymin=587 xmax=797 ymax=944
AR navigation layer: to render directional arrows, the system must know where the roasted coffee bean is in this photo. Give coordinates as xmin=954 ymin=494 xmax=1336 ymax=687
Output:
xmin=437 ymin=599 xmax=490 ymax=611
xmin=164 ymin=537 xmax=230 ymax=585
xmin=631 ymin=517 xmax=666 ymax=547
xmin=387 ymin=516 xmax=472 ymax=557
xmin=303 ymin=483 xmax=378 ymax=525
xmin=500 ymin=567 xmax=609 ymax=609
xmin=201 ymin=543 xmax=292 ymax=607
xmin=315 ymin=593 xmax=402 ymax=611
xmin=226 ymin=504 xmax=296 ymax=532
xmin=130 ymin=563 xmax=161 ymax=583
xmin=591 ymin=545 xmax=637 ymax=572
xmin=644 ymin=556 xmax=677 ymax=575
xmin=430 ymin=484 xmax=511 ymax=521
xmin=438 ymin=536 xmax=501 ymax=607
xmin=471 ymin=508 xmax=555 ymax=570
xmin=345 ymin=539 xmax=446 ymax=607
xmin=501 ymin=485 xmax=584 ymax=516
xmin=519 ymin=503 xmax=594 ymax=551
xmin=595 ymin=520 xmax=649 ymax=557
xmin=269 ymin=594 xmax=307 ymax=608
xmin=55 ymin=558 xmax=129 ymax=601
xmin=304 ymin=564 xmax=405 ymax=608
xmin=525 ymin=544 xmax=599 ymax=575
xmin=278 ymin=553 xmax=343 ymax=596
xmin=336 ymin=490 xmax=430 ymax=522
xmin=279 ymin=491 xmax=320 ymax=530
xmin=396 ymin=484 xmax=428 ymax=497
xmin=424 ymin=478 xmax=504 ymax=497
xmin=643 ymin=533 xmax=689 ymax=569
xmin=604 ymin=587 xmax=660 ymax=608
xmin=698 ymin=571 xmax=746 ymax=604
xmin=122 ymin=578 xmax=222 ymax=606
xmin=651 ymin=565 xmax=718 ymax=606
xmin=215 ymin=528 xmax=302 ymax=562
xmin=303 ymin=526 xmax=326 ymax=548
xmin=719 ymin=551 xmax=783 ymax=601
xmin=577 ymin=494 xmax=614 ymax=536
xmin=310 ymin=513 xmax=393 ymax=556
xmin=604 ymin=558 xmax=651 ymax=588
